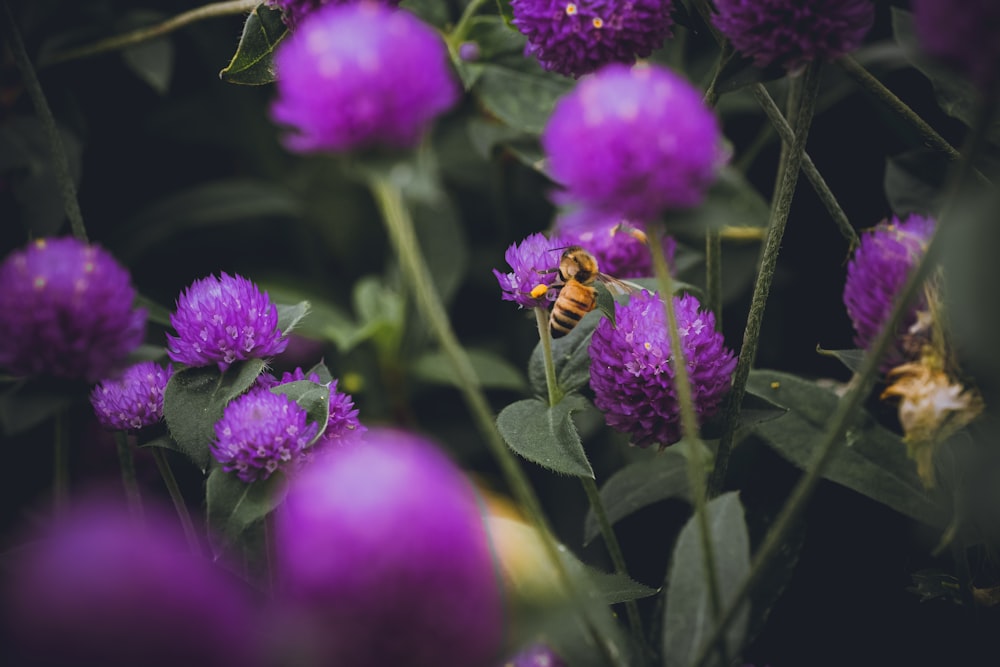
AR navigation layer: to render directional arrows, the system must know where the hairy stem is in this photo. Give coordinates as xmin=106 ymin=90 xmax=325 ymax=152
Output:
xmin=151 ymin=448 xmax=201 ymax=557
xmin=534 ymin=307 xmax=564 ymax=406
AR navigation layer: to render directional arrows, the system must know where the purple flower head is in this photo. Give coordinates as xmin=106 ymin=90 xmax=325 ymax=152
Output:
xmin=271 ymin=2 xmax=459 ymax=154
xmin=2 ymin=498 xmax=260 ymax=667
xmin=510 ymin=0 xmax=675 ymax=78
xmin=167 ymin=272 xmax=287 ymax=372
xmin=0 ymin=237 xmax=146 ymax=383
xmin=542 ymin=64 xmax=728 ymax=224
xmin=266 ymin=0 xmax=402 ymax=29
xmin=90 ymin=361 xmax=173 ymax=431
xmin=912 ymin=0 xmax=1000 ymax=86
xmin=258 ymin=367 xmax=366 ymax=446
xmin=590 ymin=291 xmax=736 ymax=448
xmin=843 ymin=214 xmax=936 ymax=370
xmin=494 ymin=232 xmax=564 ymax=309
xmin=555 ymin=211 xmax=676 ymax=279
xmin=274 ymin=428 xmax=505 ymax=667
xmin=505 ymin=643 xmax=569 ymax=667
xmin=712 ymin=0 xmax=874 ymax=71
xmin=211 ymin=388 xmax=320 ymax=483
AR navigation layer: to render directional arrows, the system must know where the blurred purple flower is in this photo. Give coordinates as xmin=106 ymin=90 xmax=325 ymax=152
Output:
xmin=912 ymin=0 xmax=1000 ymax=86
xmin=542 ymin=64 xmax=727 ymax=224
xmin=271 ymin=2 xmax=459 ymax=153
xmin=590 ymin=291 xmax=736 ymax=448
xmin=504 ymin=643 xmax=569 ymax=666
xmin=258 ymin=367 xmax=366 ymax=446
xmin=2 ymin=498 xmax=259 ymax=667
xmin=510 ymin=0 xmax=674 ymax=77
xmin=494 ymin=232 xmax=564 ymax=309
xmin=274 ymin=428 xmax=504 ymax=667
xmin=90 ymin=360 xmax=173 ymax=431
xmin=712 ymin=0 xmax=874 ymax=71
xmin=554 ymin=211 xmax=675 ymax=279
xmin=167 ymin=272 xmax=287 ymax=372
xmin=0 ymin=237 xmax=146 ymax=383
xmin=267 ymin=0 xmax=402 ymax=28
xmin=843 ymin=214 xmax=936 ymax=369
xmin=211 ymin=388 xmax=319 ymax=483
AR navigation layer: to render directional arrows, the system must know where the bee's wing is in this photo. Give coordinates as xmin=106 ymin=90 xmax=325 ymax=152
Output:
xmin=596 ymin=273 xmax=642 ymax=296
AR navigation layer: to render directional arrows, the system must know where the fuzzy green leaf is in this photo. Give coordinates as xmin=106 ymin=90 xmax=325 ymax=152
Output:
xmin=269 ymin=379 xmax=331 ymax=444
xmin=123 ymin=37 xmax=173 ymax=94
xmin=219 ymin=4 xmax=288 ymax=85
xmin=206 ymin=466 xmax=288 ymax=544
xmin=276 ymin=300 xmax=310 ymax=337
xmin=412 ymin=348 xmax=527 ymax=391
xmin=496 ymin=394 xmax=594 ymax=478
xmin=662 ymin=492 xmax=751 ymax=667
xmin=586 ymin=566 xmax=658 ymax=604
xmin=472 ymin=63 xmax=573 ymax=136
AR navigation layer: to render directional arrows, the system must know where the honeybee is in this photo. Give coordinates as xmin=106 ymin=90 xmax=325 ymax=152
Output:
xmin=530 ymin=246 xmax=639 ymax=338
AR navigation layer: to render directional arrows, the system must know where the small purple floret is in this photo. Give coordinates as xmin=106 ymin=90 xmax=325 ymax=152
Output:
xmin=507 ymin=643 xmax=569 ymax=667
xmin=167 ymin=272 xmax=287 ymax=372
xmin=590 ymin=291 xmax=736 ymax=448
xmin=542 ymin=64 xmax=728 ymax=224
xmin=494 ymin=232 xmax=564 ymax=309
xmin=555 ymin=211 xmax=675 ymax=279
xmin=90 ymin=361 xmax=173 ymax=431
xmin=0 ymin=237 xmax=146 ymax=383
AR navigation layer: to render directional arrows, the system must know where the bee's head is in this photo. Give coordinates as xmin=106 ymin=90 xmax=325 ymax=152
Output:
xmin=559 ymin=246 xmax=598 ymax=283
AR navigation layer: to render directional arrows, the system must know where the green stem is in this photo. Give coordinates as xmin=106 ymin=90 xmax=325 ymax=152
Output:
xmin=649 ymin=223 xmax=727 ymax=663
xmin=1 ymin=1 xmax=87 ymax=241
xmin=705 ymin=231 xmax=723 ymax=327
xmin=114 ymin=432 xmax=144 ymax=520
xmin=534 ymin=307 xmax=564 ymax=406
xmin=708 ymin=65 xmax=822 ymax=499
xmin=368 ymin=173 xmax=628 ymax=667
xmin=448 ymin=0 xmax=491 ymax=45
xmin=39 ymin=0 xmax=260 ymax=67
xmin=151 ymin=448 xmax=201 ymax=557
xmin=53 ymin=411 xmax=69 ymax=517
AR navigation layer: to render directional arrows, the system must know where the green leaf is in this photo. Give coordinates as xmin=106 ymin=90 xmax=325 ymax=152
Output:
xmin=162 ymin=359 xmax=267 ymax=472
xmin=206 ymin=466 xmax=288 ymax=544
xmin=472 ymin=63 xmax=573 ymax=136
xmin=593 ymin=282 xmax=617 ymax=324
xmin=496 ymin=394 xmax=594 ymax=478
xmin=219 ymin=4 xmax=288 ymax=85
xmin=667 ymin=167 xmax=771 ymax=235
xmin=461 ymin=15 xmax=526 ymax=59
xmin=815 ymin=346 xmax=867 ymax=375
xmin=884 ymin=150 xmax=949 ymax=218
xmin=662 ymin=492 xmax=751 ymax=667
xmin=586 ymin=565 xmax=658 ymax=605
xmin=583 ymin=449 xmax=689 ymax=545
xmin=747 ymin=369 xmax=942 ymax=525
xmin=0 ymin=379 xmax=79 ymax=436
xmin=276 ymin=300 xmax=310 ymax=336
xmin=701 ymin=390 xmax=787 ymax=440
xmin=122 ymin=37 xmax=173 ymax=94
xmin=528 ymin=310 xmax=603 ymax=397
xmin=269 ymin=380 xmax=330 ymax=444
xmin=411 ymin=348 xmax=527 ymax=392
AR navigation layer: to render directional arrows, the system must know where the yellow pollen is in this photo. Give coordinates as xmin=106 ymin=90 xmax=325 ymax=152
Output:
xmin=34 ymin=239 xmax=47 ymax=249
xmin=529 ymin=284 xmax=550 ymax=299
xmin=770 ymin=381 xmax=781 ymax=390
xmin=592 ymin=17 xmax=603 ymax=28
xmin=565 ymin=3 xmax=577 ymax=15
xmin=643 ymin=342 xmax=652 ymax=351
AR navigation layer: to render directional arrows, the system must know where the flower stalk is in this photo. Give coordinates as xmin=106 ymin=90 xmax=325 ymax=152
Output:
xmin=114 ymin=432 xmax=144 ymax=520
xmin=151 ymin=448 xmax=201 ymax=557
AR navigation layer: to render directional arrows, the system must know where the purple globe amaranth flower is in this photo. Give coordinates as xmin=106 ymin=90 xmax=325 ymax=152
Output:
xmin=266 ymin=0 xmax=402 ymax=29
xmin=0 ymin=237 xmax=146 ymax=383
xmin=211 ymin=388 xmax=320 ymax=483
xmin=843 ymin=214 xmax=936 ymax=370
xmin=167 ymin=272 xmax=287 ymax=372
xmin=271 ymin=2 xmax=459 ymax=154
xmin=542 ymin=63 xmax=728 ymax=224
xmin=510 ymin=0 xmax=674 ymax=78
xmin=590 ymin=291 xmax=736 ymax=448
xmin=912 ymin=0 xmax=1000 ymax=87
xmin=712 ymin=0 xmax=874 ymax=72
xmin=555 ymin=211 xmax=675 ymax=279
xmin=2 ymin=498 xmax=260 ymax=667
xmin=494 ymin=232 xmax=564 ymax=309
xmin=274 ymin=428 xmax=505 ymax=667
xmin=504 ymin=643 xmax=569 ymax=667
xmin=258 ymin=367 xmax=366 ymax=446
xmin=90 ymin=361 xmax=173 ymax=431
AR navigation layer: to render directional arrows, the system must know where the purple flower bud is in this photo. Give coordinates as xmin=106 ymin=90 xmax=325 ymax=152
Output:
xmin=712 ymin=0 xmax=874 ymax=71
xmin=274 ymin=429 xmax=505 ymax=667
xmin=542 ymin=64 xmax=728 ymax=224
xmin=554 ymin=211 xmax=675 ymax=279
xmin=266 ymin=0 xmax=402 ymax=29
xmin=505 ymin=643 xmax=569 ymax=667
xmin=0 ymin=237 xmax=146 ymax=383
xmin=167 ymin=272 xmax=287 ymax=372
xmin=90 ymin=360 xmax=173 ymax=431
xmin=459 ymin=41 xmax=481 ymax=62
xmin=843 ymin=215 xmax=936 ymax=370
xmin=590 ymin=291 xmax=736 ymax=448
xmin=510 ymin=0 xmax=674 ymax=78
xmin=257 ymin=367 xmax=366 ymax=446
xmin=493 ymin=232 xmax=564 ymax=309
xmin=211 ymin=388 xmax=319 ymax=483
xmin=912 ymin=0 xmax=1000 ymax=86
xmin=1 ymin=498 xmax=259 ymax=667
xmin=271 ymin=3 xmax=459 ymax=153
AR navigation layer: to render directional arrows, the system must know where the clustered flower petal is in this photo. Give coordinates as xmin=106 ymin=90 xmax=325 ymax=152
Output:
xmin=589 ymin=291 xmax=736 ymax=448
xmin=275 ymin=429 xmax=504 ymax=667
xmin=505 ymin=643 xmax=569 ymax=667
xmin=843 ymin=214 xmax=936 ymax=370
xmin=271 ymin=2 xmax=459 ymax=153
xmin=0 ymin=237 xmax=146 ymax=383
xmin=258 ymin=367 xmax=366 ymax=446
xmin=510 ymin=0 xmax=675 ymax=78
xmin=90 ymin=361 xmax=173 ymax=431
xmin=211 ymin=388 xmax=319 ymax=483
xmin=712 ymin=0 xmax=875 ymax=71
xmin=912 ymin=0 xmax=1000 ymax=86
xmin=494 ymin=232 xmax=564 ymax=309
xmin=266 ymin=0 xmax=402 ymax=29
xmin=542 ymin=64 xmax=728 ymax=224
xmin=167 ymin=272 xmax=287 ymax=372
xmin=554 ymin=211 xmax=675 ymax=279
